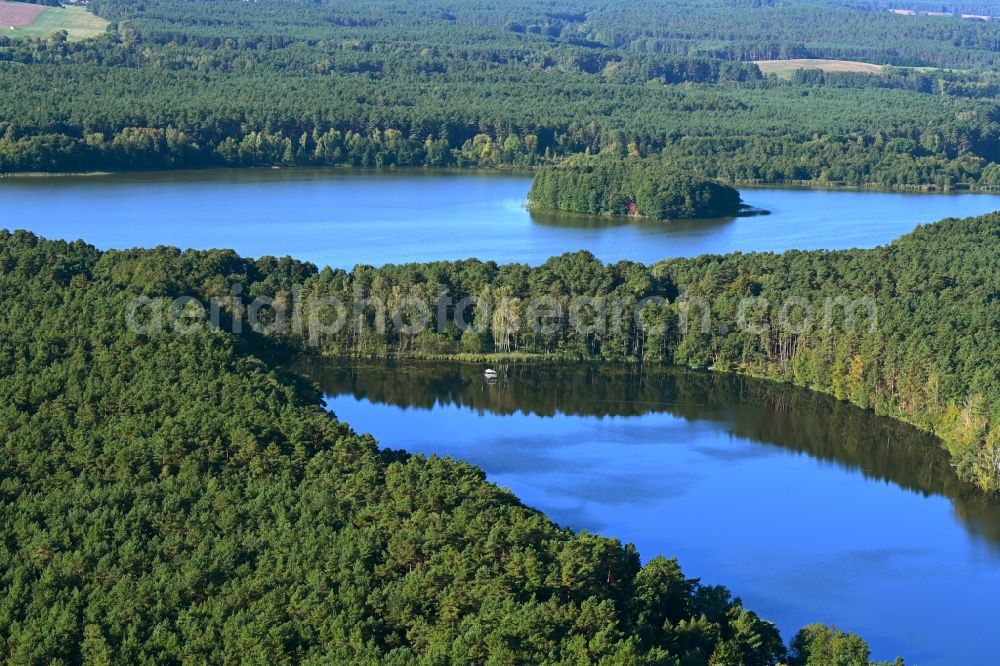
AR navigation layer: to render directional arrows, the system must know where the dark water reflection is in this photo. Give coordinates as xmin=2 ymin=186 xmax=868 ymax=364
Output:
xmin=527 ymin=207 xmax=742 ymax=235
xmin=293 ymin=359 xmax=1000 ymax=666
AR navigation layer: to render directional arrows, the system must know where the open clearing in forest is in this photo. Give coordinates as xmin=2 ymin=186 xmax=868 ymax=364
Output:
xmin=1 ymin=2 xmax=108 ymax=40
xmin=754 ymin=58 xmax=886 ymax=77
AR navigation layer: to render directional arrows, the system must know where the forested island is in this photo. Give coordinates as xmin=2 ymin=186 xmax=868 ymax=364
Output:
xmin=527 ymin=159 xmax=744 ymax=219
xmin=2 ymin=0 xmax=1000 ymax=190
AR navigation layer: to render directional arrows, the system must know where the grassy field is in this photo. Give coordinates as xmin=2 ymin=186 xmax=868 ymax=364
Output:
xmin=0 ymin=1 xmax=44 ymax=27
xmin=755 ymin=58 xmax=885 ymax=78
xmin=4 ymin=2 xmax=108 ymax=40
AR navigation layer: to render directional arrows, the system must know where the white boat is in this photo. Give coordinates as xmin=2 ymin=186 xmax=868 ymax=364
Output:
xmin=484 ymin=368 xmax=498 ymax=379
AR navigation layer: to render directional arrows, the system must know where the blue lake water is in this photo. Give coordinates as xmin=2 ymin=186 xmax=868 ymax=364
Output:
xmin=301 ymin=361 xmax=1000 ymax=666
xmin=3 ymin=168 xmax=1000 ymax=267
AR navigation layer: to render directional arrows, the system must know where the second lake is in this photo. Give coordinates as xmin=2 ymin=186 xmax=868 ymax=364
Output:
xmin=4 ymin=168 xmax=1000 ymax=267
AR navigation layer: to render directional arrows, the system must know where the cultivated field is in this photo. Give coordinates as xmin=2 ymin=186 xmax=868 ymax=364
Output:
xmin=0 ymin=0 xmax=44 ymax=27
xmin=2 ymin=2 xmax=108 ymax=40
xmin=755 ymin=58 xmax=886 ymax=77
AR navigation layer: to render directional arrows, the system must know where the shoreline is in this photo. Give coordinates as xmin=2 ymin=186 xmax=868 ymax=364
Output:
xmin=730 ymin=178 xmax=1000 ymax=195
xmin=0 ymin=164 xmax=535 ymax=180
xmin=0 ymin=170 xmax=116 ymax=179
xmin=3 ymin=164 xmax=1000 ymax=195
xmin=525 ymin=201 xmax=771 ymax=221
xmin=289 ymin=347 xmax=984 ymax=497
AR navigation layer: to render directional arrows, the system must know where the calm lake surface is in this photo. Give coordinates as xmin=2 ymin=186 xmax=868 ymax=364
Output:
xmin=4 ymin=168 xmax=1000 ymax=267
xmin=296 ymin=360 xmax=1000 ymax=666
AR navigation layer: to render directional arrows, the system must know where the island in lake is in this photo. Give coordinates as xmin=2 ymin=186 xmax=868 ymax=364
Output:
xmin=528 ymin=158 xmax=753 ymax=220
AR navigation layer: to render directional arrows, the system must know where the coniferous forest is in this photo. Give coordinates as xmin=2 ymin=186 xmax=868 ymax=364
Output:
xmin=3 ymin=211 xmax=998 ymax=661
xmin=6 ymin=0 xmax=1000 ymax=663
xmin=0 ymin=229 xmax=907 ymax=665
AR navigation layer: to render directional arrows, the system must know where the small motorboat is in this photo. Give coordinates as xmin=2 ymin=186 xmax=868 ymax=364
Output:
xmin=484 ymin=368 xmax=498 ymax=380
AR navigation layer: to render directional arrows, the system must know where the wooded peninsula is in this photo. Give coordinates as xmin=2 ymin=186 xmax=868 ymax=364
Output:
xmin=0 ymin=227 xmax=912 ymax=665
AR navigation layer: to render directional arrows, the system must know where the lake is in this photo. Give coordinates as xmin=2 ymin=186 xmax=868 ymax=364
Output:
xmin=295 ymin=360 xmax=1000 ymax=666
xmin=4 ymin=168 xmax=1000 ymax=267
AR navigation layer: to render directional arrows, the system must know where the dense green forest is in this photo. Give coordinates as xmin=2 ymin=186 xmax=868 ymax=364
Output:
xmin=0 ymin=228 xmax=908 ymax=664
xmin=2 ymin=0 xmax=1000 ymax=189
xmin=528 ymin=159 xmax=744 ymax=219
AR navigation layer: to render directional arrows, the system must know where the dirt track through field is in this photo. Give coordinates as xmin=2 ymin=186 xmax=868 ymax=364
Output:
xmin=0 ymin=1 xmax=44 ymax=28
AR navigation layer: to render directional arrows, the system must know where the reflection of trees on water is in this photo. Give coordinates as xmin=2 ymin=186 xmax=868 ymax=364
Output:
xmin=528 ymin=208 xmax=739 ymax=234
xmin=291 ymin=358 xmax=1000 ymax=549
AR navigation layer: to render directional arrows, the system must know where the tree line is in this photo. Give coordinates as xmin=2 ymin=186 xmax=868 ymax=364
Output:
xmin=127 ymin=211 xmax=997 ymax=495
xmin=303 ymin=360 xmax=989 ymax=514
xmin=1 ymin=0 xmax=1000 ymax=190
